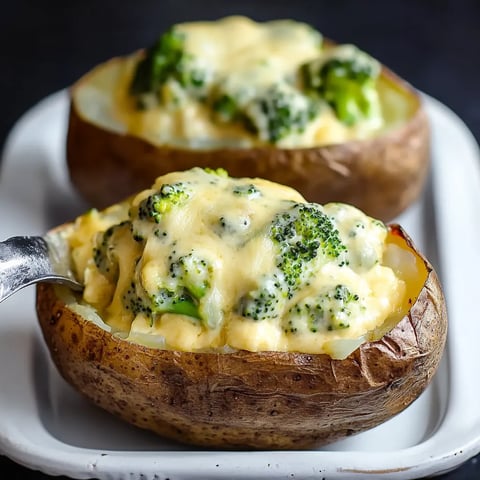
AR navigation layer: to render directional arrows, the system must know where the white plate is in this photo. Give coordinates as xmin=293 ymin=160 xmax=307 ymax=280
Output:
xmin=0 ymin=91 xmax=479 ymax=480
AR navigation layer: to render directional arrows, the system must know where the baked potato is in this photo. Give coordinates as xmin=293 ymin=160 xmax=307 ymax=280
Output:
xmin=36 ymin=168 xmax=446 ymax=449
xmin=66 ymin=16 xmax=429 ymax=221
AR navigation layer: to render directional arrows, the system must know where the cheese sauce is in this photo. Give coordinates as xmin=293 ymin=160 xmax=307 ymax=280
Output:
xmin=66 ymin=168 xmax=412 ymax=359
xmin=103 ymin=16 xmax=384 ymax=148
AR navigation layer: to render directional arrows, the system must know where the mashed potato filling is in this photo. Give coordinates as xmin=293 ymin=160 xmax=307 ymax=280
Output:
xmin=67 ymin=168 xmax=414 ymax=359
xmin=74 ymin=16 xmax=400 ymax=149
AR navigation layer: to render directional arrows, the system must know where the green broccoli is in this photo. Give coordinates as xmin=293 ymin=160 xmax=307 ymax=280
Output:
xmin=270 ymin=203 xmax=348 ymax=295
xmin=203 ymin=167 xmax=229 ymax=178
xmin=122 ymin=281 xmax=153 ymax=317
xmin=245 ymin=84 xmax=319 ymax=143
xmin=169 ymin=253 xmax=211 ymax=299
xmin=239 ymin=276 xmax=286 ymax=321
xmin=212 ymin=94 xmax=241 ymax=122
xmin=93 ymin=221 xmax=131 ymax=280
xmin=151 ymin=287 xmax=201 ymax=319
xmin=285 ymin=284 xmax=361 ymax=333
xmin=239 ymin=202 xmax=348 ymax=321
xmin=302 ymin=45 xmax=381 ymax=125
xmin=232 ymin=183 xmax=262 ymax=199
xmin=137 ymin=183 xmax=190 ymax=224
xmin=129 ymin=28 xmax=208 ymax=108
xmin=122 ymin=283 xmax=200 ymax=324
xmin=122 ymin=251 xmax=214 ymax=326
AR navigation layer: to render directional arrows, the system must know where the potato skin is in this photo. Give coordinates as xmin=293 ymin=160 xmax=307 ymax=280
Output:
xmin=36 ymin=226 xmax=446 ymax=450
xmin=66 ymin=68 xmax=430 ymax=222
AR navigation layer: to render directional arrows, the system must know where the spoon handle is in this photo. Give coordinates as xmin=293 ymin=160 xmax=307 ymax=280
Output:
xmin=0 ymin=236 xmax=81 ymax=303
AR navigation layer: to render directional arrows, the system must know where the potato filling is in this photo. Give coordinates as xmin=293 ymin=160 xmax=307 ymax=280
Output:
xmin=66 ymin=168 xmax=416 ymax=359
xmin=98 ymin=16 xmax=388 ymax=148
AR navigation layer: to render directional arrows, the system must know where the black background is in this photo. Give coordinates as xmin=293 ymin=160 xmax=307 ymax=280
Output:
xmin=1 ymin=1 xmax=479 ymax=478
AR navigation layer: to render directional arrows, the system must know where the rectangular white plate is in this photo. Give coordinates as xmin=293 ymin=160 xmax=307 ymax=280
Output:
xmin=0 ymin=91 xmax=479 ymax=480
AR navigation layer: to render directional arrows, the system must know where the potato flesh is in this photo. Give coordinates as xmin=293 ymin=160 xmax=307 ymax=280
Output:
xmin=60 ymin=169 xmax=423 ymax=359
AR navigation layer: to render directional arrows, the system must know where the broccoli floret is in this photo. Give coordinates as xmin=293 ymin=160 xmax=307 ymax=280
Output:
xmin=93 ymin=221 xmax=131 ymax=280
xmin=302 ymin=45 xmax=381 ymax=125
xmin=168 ymin=253 xmax=222 ymax=328
xmin=137 ymin=183 xmax=190 ymax=224
xmin=245 ymin=84 xmax=319 ymax=143
xmin=169 ymin=253 xmax=223 ymax=328
xmin=122 ymin=281 xmax=153 ymax=317
xmin=239 ymin=202 xmax=348 ymax=321
xmin=212 ymin=212 xmax=252 ymax=243
xmin=122 ymin=283 xmax=200 ymax=324
xmin=239 ymin=276 xmax=286 ymax=321
xmin=285 ymin=284 xmax=361 ymax=333
xmin=151 ymin=287 xmax=201 ymax=319
xmin=232 ymin=183 xmax=262 ymax=199
xmin=270 ymin=203 xmax=347 ymax=296
xmin=123 ymin=252 xmax=214 ymax=326
xmin=212 ymin=94 xmax=241 ymax=122
xmin=129 ymin=28 xmax=208 ymax=108
xmin=169 ymin=253 xmax=211 ymax=299
xmin=204 ymin=167 xmax=229 ymax=178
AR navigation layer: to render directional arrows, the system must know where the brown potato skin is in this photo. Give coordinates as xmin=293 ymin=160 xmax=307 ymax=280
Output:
xmin=66 ymin=68 xmax=430 ymax=222
xmin=36 ymin=225 xmax=446 ymax=450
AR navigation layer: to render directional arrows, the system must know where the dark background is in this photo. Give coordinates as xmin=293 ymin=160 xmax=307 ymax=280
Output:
xmin=1 ymin=0 xmax=479 ymax=478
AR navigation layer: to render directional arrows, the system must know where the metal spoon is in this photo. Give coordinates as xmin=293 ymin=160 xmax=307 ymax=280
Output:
xmin=0 ymin=235 xmax=83 ymax=303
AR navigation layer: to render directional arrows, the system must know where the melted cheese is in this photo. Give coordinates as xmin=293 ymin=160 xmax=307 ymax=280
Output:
xmin=179 ymin=17 xmax=320 ymax=78
xmin=81 ymin=16 xmax=388 ymax=148
xmin=67 ymin=169 xmax=416 ymax=359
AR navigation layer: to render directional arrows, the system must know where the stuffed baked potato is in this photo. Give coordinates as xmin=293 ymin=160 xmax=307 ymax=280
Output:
xmin=36 ymin=168 xmax=446 ymax=449
xmin=66 ymin=16 xmax=429 ymax=221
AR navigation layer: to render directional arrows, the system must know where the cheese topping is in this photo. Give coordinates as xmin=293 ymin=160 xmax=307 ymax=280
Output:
xmin=77 ymin=16 xmax=396 ymax=149
xmin=65 ymin=168 xmax=417 ymax=359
